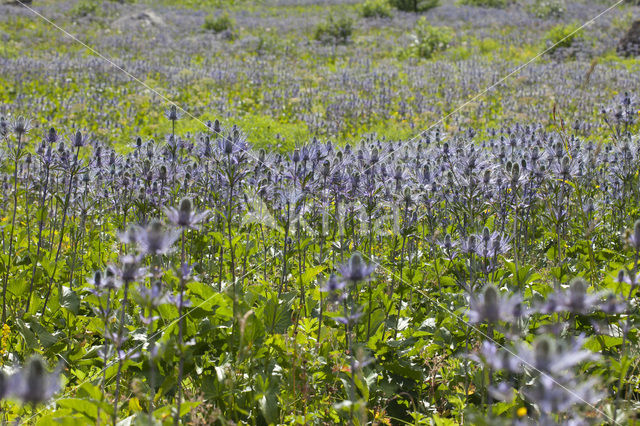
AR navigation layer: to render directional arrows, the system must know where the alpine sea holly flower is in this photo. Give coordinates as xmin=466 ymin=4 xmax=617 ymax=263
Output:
xmin=616 ymin=268 xmax=636 ymax=288
xmin=164 ymin=198 xmax=209 ymax=229
xmin=481 ymin=336 xmax=602 ymax=417
xmin=517 ymin=335 xmax=597 ymax=376
xmin=468 ymin=286 xmax=524 ymax=325
xmin=599 ymin=293 xmax=626 ymax=315
xmin=473 ymin=341 xmax=521 ymax=373
xmin=10 ymin=356 xmax=61 ymax=405
xmin=217 ymin=128 xmax=250 ymax=159
xmin=73 ymin=130 xmax=86 ymax=148
xmin=206 ymin=119 xmax=221 ymax=134
xmin=87 ymin=270 xmax=103 ymax=289
xmin=338 ymin=253 xmax=375 ymax=282
xmin=11 ymin=116 xmax=31 ymax=137
xmin=114 ymin=255 xmax=146 ymax=283
xmin=118 ymin=225 xmax=139 ymax=246
xmin=164 ymin=105 xmax=183 ymax=122
xmin=543 ymin=278 xmax=600 ymax=315
xmin=437 ymin=233 xmax=458 ymax=258
xmin=475 ymin=228 xmax=511 ymax=259
xmin=460 ymin=234 xmax=477 ymax=255
xmin=521 ymin=374 xmax=601 ymax=417
xmin=102 ymin=265 xmax=121 ymax=291
xmin=46 ymin=127 xmax=58 ymax=144
xmin=321 ymin=274 xmax=345 ymax=293
xmin=135 ymin=220 xmax=180 ymax=255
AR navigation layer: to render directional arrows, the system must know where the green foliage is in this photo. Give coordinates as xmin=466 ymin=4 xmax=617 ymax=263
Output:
xmin=459 ymin=0 xmax=510 ymax=8
xmin=390 ymin=0 xmax=440 ymax=12
xmin=408 ymin=18 xmax=453 ymax=59
xmin=203 ymin=13 xmax=234 ymax=33
xmin=543 ymin=23 xmax=582 ymax=54
xmin=360 ymin=0 xmax=393 ymax=18
xmin=528 ymin=0 xmax=565 ymax=18
xmin=314 ymin=14 xmax=354 ymax=45
xmin=70 ymin=0 xmax=100 ymax=18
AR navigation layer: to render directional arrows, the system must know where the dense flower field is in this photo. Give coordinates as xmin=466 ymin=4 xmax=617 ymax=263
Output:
xmin=1 ymin=0 xmax=640 ymax=424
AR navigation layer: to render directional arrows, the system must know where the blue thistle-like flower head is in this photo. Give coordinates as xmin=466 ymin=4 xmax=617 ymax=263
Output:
xmin=338 ymin=252 xmax=375 ymax=282
xmin=164 ymin=105 xmax=183 ymax=122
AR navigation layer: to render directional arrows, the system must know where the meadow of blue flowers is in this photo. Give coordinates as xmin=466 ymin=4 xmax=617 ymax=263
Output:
xmin=1 ymin=0 xmax=640 ymax=424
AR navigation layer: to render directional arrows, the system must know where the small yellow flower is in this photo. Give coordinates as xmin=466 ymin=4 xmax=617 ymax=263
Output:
xmin=517 ymin=407 xmax=527 ymax=417
xmin=0 ymin=323 xmax=10 ymax=357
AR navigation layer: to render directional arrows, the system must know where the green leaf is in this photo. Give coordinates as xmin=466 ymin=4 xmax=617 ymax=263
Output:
xmin=381 ymin=358 xmax=423 ymax=381
xmin=61 ymin=286 xmax=80 ymax=315
xmin=15 ymin=318 xmax=39 ymax=349
xmin=301 ymin=265 xmax=326 ymax=285
xmin=433 ymin=414 xmax=458 ymax=426
xmin=77 ymin=382 xmax=103 ymax=401
xmin=259 ymin=391 xmax=279 ymax=424
xmin=29 ymin=320 xmax=58 ymax=348
xmin=57 ymin=398 xmax=98 ymax=420
xmin=36 ymin=410 xmax=86 ymax=426
xmin=258 ymin=292 xmax=295 ymax=334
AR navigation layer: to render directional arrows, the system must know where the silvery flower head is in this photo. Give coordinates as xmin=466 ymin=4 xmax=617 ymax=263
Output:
xmin=136 ymin=220 xmax=180 ymax=255
xmin=115 ymin=255 xmax=146 ymax=283
xmin=321 ymin=274 xmax=345 ymax=294
xmin=461 ymin=234 xmax=477 ymax=255
xmin=12 ymin=116 xmax=31 ymax=137
xmin=522 ymin=373 xmax=601 ymax=417
xmin=517 ymin=335 xmax=596 ymax=376
xmin=474 ymin=341 xmax=522 ymax=373
xmin=475 ymin=229 xmax=510 ymax=258
xmin=103 ymin=265 xmax=121 ymax=291
xmin=437 ymin=233 xmax=458 ymax=258
xmin=599 ymin=293 xmax=626 ymax=315
xmin=73 ymin=130 xmax=86 ymax=148
xmin=10 ymin=356 xmax=61 ymax=405
xmin=118 ymin=225 xmax=139 ymax=246
xmin=87 ymin=270 xmax=103 ymax=289
xmin=46 ymin=127 xmax=58 ymax=144
xmin=338 ymin=252 xmax=375 ymax=282
xmin=164 ymin=105 xmax=183 ymax=122
xmin=164 ymin=198 xmax=209 ymax=229
xmin=616 ymin=269 xmax=635 ymax=287
xmin=88 ymin=266 xmax=121 ymax=292
xmin=566 ymin=278 xmax=598 ymax=314
xmin=543 ymin=278 xmax=600 ymax=315
xmin=468 ymin=286 xmax=524 ymax=325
